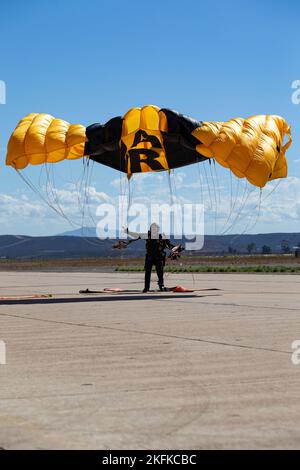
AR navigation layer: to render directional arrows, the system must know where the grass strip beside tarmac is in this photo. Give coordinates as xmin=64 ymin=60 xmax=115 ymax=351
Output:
xmin=115 ymin=265 xmax=300 ymax=274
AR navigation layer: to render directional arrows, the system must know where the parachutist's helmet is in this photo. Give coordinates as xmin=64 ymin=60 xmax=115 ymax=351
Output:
xmin=149 ymin=223 xmax=159 ymax=238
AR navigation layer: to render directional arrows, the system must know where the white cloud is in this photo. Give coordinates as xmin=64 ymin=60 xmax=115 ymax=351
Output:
xmin=0 ymin=184 xmax=114 ymax=235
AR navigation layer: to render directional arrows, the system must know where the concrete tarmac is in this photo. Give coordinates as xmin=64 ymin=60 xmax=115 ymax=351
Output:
xmin=0 ymin=271 xmax=300 ymax=449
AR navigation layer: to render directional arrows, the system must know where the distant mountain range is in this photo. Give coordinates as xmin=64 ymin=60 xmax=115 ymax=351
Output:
xmin=0 ymin=229 xmax=299 ymax=259
xmin=59 ymin=227 xmax=98 ymax=237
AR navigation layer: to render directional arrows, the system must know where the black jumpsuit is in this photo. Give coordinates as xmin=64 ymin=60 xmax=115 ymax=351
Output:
xmin=144 ymin=234 xmax=174 ymax=291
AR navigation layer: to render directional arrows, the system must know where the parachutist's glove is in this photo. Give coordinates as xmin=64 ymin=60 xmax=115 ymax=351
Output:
xmin=113 ymin=241 xmax=128 ymax=249
xmin=168 ymin=244 xmax=184 ymax=260
xmin=173 ymin=244 xmax=184 ymax=254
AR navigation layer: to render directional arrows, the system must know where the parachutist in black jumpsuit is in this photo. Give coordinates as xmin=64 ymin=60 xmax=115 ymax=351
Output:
xmin=126 ymin=228 xmax=174 ymax=292
xmin=144 ymin=234 xmax=174 ymax=292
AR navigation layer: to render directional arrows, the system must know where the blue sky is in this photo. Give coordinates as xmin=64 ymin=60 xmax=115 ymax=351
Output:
xmin=0 ymin=0 xmax=299 ymax=235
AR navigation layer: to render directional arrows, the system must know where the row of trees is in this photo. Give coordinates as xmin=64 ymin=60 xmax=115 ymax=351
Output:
xmin=227 ymin=241 xmax=300 ymax=255
xmin=247 ymin=243 xmax=272 ymax=254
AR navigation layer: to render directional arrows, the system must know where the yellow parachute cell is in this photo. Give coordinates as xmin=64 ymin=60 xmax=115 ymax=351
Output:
xmin=192 ymin=115 xmax=292 ymax=188
xmin=121 ymin=105 xmax=169 ymax=174
xmin=6 ymin=113 xmax=86 ymax=170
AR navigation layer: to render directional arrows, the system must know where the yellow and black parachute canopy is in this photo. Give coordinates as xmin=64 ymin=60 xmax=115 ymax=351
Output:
xmin=6 ymin=105 xmax=292 ymax=188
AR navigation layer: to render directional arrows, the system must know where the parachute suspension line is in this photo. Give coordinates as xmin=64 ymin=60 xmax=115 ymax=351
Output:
xmin=78 ymin=158 xmax=89 ymax=233
xmin=212 ymin=159 xmax=221 ymax=205
xmin=73 ymin=157 xmax=91 ymax=234
xmin=45 ymin=164 xmax=63 ymax=218
xmin=166 ymin=171 xmax=177 ymax=239
xmin=208 ymin=160 xmax=217 ymax=208
xmin=226 ymin=179 xmax=281 ymax=244
xmin=83 ymin=159 xmax=98 ymax=235
xmin=125 ymin=175 xmax=131 ymax=232
xmin=28 ymin=167 xmax=64 ymax=222
xmin=220 ymin=175 xmax=241 ymax=234
xmin=45 ymin=164 xmax=56 ymax=206
xmin=126 ymin=175 xmax=134 ymax=230
xmin=118 ymin=168 xmax=123 ymax=236
xmin=231 ymin=176 xmax=241 ymax=216
xmin=213 ymin=159 xmax=223 ymax=233
xmin=38 ymin=163 xmax=60 ymax=218
xmin=202 ymin=161 xmax=213 ymax=212
xmin=84 ymin=160 xmax=112 ymax=245
xmin=229 ymin=170 xmax=233 ymax=214
xmin=229 ymin=188 xmax=263 ymax=244
xmin=117 ymin=169 xmax=130 ymax=237
xmin=171 ymin=169 xmax=181 ymax=238
xmin=54 ymin=165 xmax=82 ymax=228
xmin=221 ymin=180 xmax=248 ymax=235
xmin=82 ymin=159 xmax=90 ymax=228
xmin=219 ymin=174 xmax=262 ymax=237
xmin=40 ymin=157 xmax=102 ymax=248
xmin=250 ymin=188 xmax=262 ymax=232
xmin=18 ymin=170 xmax=48 ymax=210
xmin=261 ymin=179 xmax=281 ymax=203
xmin=217 ymin=169 xmax=234 ymax=235
xmin=172 ymin=169 xmax=179 ymax=203
xmin=45 ymin=158 xmax=86 ymax=227
xmin=167 ymin=170 xmax=175 ymax=205
xmin=44 ymin=164 xmax=55 ymax=213
xmin=196 ymin=162 xmax=204 ymax=208
xmin=199 ymin=159 xmax=218 ymax=234
xmin=76 ymin=159 xmax=108 ymax=248
xmin=85 ymin=159 xmax=99 ymax=228
xmin=44 ymin=163 xmax=77 ymax=228
xmin=129 ymin=174 xmax=134 ymax=210
xmin=235 ymin=182 xmax=262 ymax=235
xmin=38 ymin=163 xmax=45 ymax=191
xmin=16 ymin=170 xmax=76 ymax=223
xmin=79 ymin=159 xmax=87 ymax=224
xmin=244 ymin=187 xmax=263 ymax=235
xmin=118 ymin=145 xmax=129 ymax=234
xmin=208 ymin=159 xmax=218 ymax=234
xmin=221 ymin=182 xmax=253 ymax=235
xmin=76 ymin=157 xmax=89 ymax=232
